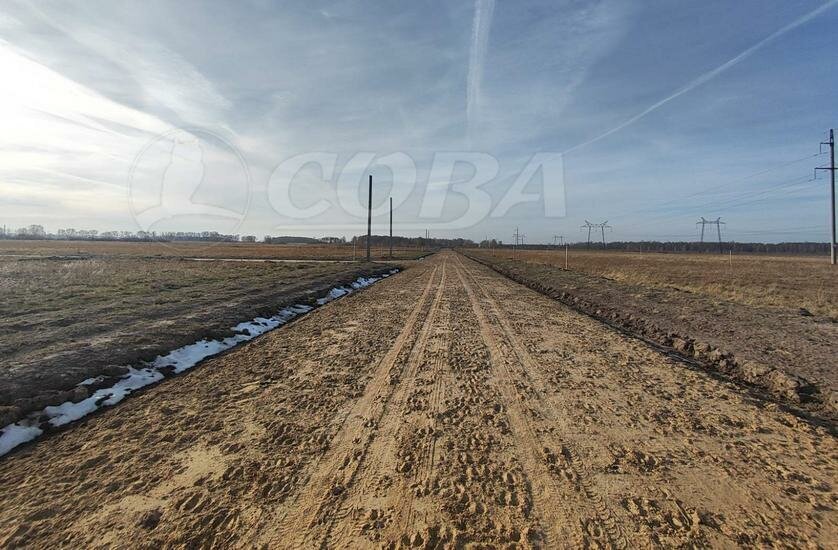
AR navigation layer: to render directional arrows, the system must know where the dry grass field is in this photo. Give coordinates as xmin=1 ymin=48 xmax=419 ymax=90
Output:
xmin=472 ymin=248 xmax=837 ymax=317
xmin=0 ymin=252 xmax=396 ymax=425
xmin=464 ymin=248 xmax=838 ymax=416
xmin=0 ymin=240 xmax=430 ymax=261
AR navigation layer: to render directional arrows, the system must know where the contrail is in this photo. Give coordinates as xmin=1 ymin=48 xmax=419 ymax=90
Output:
xmin=466 ymin=0 xmax=495 ymax=142
xmin=564 ymin=0 xmax=838 ymax=155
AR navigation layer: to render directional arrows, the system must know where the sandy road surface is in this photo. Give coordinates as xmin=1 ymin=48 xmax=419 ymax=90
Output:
xmin=0 ymin=252 xmax=834 ymax=548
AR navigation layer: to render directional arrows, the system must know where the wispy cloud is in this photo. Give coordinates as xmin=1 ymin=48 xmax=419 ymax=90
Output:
xmin=563 ymin=0 xmax=838 ymax=154
xmin=466 ymin=0 xmax=495 ymax=142
xmin=16 ymin=2 xmax=232 ymax=130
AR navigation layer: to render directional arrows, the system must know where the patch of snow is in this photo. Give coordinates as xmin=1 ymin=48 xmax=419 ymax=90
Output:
xmin=152 ymin=338 xmax=239 ymax=374
xmin=98 ymin=367 xmax=166 ymax=407
xmin=44 ymin=397 xmax=100 ymax=427
xmin=0 ymin=269 xmax=399 ymax=457
xmin=317 ymin=286 xmax=350 ymax=305
xmin=0 ymin=424 xmax=43 ymax=456
xmin=43 ymin=367 xmax=168 ymax=428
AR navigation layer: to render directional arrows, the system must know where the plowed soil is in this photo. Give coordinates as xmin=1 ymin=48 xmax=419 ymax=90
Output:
xmin=0 ymin=251 xmax=834 ymax=548
xmin=0 ymin=257 xmax=395 ymax=425
xmin=0 ymin=240 xmax=430 ymax=261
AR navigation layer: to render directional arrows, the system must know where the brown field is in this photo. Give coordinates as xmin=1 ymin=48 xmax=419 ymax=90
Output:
xmin=469 ymin=248 xmax=837 ymax=317
xmin=0 ymin=254 xmax=396 ymax=425
xmin=0 ymin=252 xmax=834 ymax=547
xmin=464 ymin=248 xmax=838 ymax=416
xmin=0 ymin=239 xmax=431 ymax=261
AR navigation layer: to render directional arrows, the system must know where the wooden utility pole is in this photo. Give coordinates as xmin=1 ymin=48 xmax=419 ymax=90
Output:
xmin=833 ymin=129 xmax=837 ymax=265
xmin=817 ymin=129 xmax=836 ymax=265
xmin=366 ymin=175 xmax=372 ymax=262
xmin=389 ymin=197 xmax=393 ymax=258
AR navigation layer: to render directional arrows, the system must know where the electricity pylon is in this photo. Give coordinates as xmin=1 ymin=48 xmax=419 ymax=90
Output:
xmin=696 ymin=217 xmax=725 ymax=253
xmin=581 ymin=220 xmax=610 ymax=247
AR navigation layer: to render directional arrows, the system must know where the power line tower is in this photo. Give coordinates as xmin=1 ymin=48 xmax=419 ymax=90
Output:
xmin=512 ymin=227 xmax=526 ymax=259
xmin=696 ymin=217 xmax=725 ymax=253
xmin=512 ymin=227 xmax=526 ymax=246
xmin=581 ymin=221 xmax=595 ymax=247
xmin=581 ymin=220 xmax=610 ymax=247
xmin=816 ymin=129 xmax=836 ymax=265
xmin=553 ymin=235 xmax=564 ymax=246
xmin=597 ymin=221 xmax=611 ymax=247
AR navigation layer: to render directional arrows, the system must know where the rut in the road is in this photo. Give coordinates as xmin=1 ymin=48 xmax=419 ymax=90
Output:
xmin=267 ymin=264 xmax=443 ymax=547
xmin=454 ymin=259 xmax=627 ymax=548
xmin=323 ymin=263 xmax=451 ymax=547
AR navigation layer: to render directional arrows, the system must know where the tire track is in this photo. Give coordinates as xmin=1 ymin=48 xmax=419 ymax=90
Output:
xmin=267 ymin=264 xmax=442 ymax=548
xmin=422 ymin=319 xmax=447 ymax=487
xmin=455 ymin=254 xmax=640 ymax=549
xmin=322 ymin=260 xmax=449 ymax=548
xmin=452 ymin=261 xmax=588 ymax=548
xmin=394 ymin=262 xmax=450 ymax=537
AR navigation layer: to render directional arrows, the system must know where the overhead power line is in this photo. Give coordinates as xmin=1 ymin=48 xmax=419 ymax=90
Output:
xmin=612 ymin=152 xmax=826 ymax=225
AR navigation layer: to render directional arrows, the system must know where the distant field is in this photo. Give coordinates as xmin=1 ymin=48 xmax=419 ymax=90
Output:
xmin=468 ymin=248 xmax=836 ymax=317
xmin=0 ymin=240 xmax=431 ymax=261
xmin=0 ymin=255 xmax=397 ymax=425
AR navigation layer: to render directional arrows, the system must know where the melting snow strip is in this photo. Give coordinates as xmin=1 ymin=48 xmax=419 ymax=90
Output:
xmin=0 ymin=269 xmax=399 ymax=457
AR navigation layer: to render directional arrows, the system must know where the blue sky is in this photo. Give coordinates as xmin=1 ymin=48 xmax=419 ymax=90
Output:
xmin=0 ymin=0 xmax=836 ymax=242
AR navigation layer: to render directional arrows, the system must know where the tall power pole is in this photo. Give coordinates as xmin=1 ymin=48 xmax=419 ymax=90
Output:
xmin=389 ymin=196 xmax=393 ymax=259
xmin=581 ymin=220 xmax=610 ymax=247
xmin=366 ymin=175 xmax=372 ymax=262
xmin=581 ymin=221 xmax=594 ymax=247
xmin=511 ymin=227 xmax=525 ymax=259
xmin=696 ymin=217 xmax=725 ymax=253
xmin=599 ymin=221 xmax=611 ymax=247
xmin=817 ymin=129 xmax=836 ymax=265
xmin=512 ymin=227 xmax=526 ymax=246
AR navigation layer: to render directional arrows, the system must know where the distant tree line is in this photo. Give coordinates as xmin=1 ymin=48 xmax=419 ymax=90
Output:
xmin=486 ymin=241 xmax=831 ymax=255
xmin=262 ymin=235 xmax=324 ymax=244
xmin=0 ymin=227 xmax=251 ymax=243
xmin=5 ymin=225 xmax=823 ymax=255
xmin=351 ymin=235 xmax=477 ymax=249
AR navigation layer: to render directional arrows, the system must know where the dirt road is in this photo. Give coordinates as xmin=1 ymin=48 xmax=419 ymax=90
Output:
xmin=0 ymin=252 xmax=834 ymax=548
